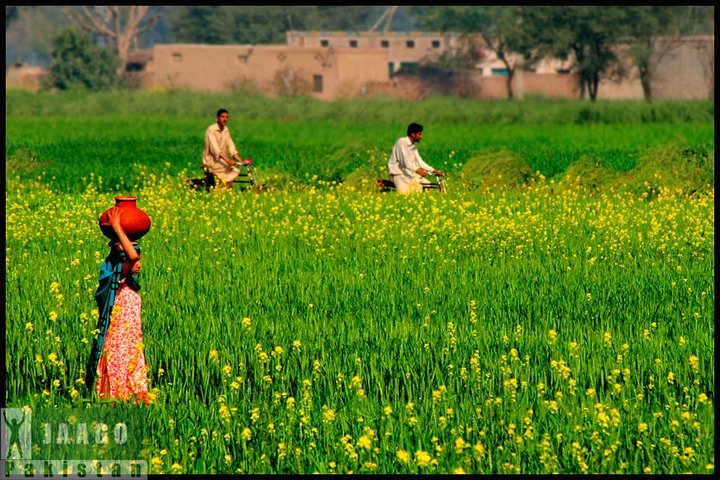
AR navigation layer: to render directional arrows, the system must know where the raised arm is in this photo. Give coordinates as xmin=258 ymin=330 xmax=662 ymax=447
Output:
xmin=105 ymin=207 xmax=140 ymax=278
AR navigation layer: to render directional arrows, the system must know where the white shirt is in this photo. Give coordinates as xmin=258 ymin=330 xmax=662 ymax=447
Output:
xmin=202 ymin=123 xmax=239 ymax=169
xmin=387 ymin=136 xmax=434 ymax=179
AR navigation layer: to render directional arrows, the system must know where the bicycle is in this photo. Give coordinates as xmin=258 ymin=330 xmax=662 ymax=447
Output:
xmin=375 ymin=171 xmax=447 ymax=193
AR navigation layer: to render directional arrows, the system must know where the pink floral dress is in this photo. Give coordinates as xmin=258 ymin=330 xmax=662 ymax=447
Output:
xmin=95 ymin=280 xmax=150 ymax=405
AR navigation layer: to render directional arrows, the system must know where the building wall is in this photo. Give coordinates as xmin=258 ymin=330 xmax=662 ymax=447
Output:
xmin=652 ymin=37 xmax=714 ymax=100
xmin=5 ymin=63 xmax=45 ymax=91
xmin=10 ymin=32 xmax=707 ymax=101
xmin=149 ymin=44 xmax=390 ymax=99
xmin=521 ymin=72 xmax=580 ymax=99
xmin=287 ymin=31 xmax=474 ymax=77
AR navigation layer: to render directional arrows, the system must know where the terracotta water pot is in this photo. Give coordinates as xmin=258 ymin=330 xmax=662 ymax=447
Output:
xmin=99 ymin=196 xmax=151 ymax=241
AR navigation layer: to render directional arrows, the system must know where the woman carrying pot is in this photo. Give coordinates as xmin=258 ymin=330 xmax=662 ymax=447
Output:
xmin=86 ymin=205 xmax=150 ymax=405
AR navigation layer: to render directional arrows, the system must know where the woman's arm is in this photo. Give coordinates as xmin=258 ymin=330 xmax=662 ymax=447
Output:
xmin=105 ymin=207 xmax=140 ymax=278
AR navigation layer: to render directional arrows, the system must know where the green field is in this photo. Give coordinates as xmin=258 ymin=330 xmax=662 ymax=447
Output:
xmin=5 ymin=90 xmax=715 ymax=474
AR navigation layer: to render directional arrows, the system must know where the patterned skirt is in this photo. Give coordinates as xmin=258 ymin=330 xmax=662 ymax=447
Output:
xmin=95 ymin=282 xmax=150 ymax=405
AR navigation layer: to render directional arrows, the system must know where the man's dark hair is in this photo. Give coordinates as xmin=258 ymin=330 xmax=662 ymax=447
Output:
xmin=217 ymin=108 xmax=229 ymax=117
xmin=407 ymin=123 xmax=423 ymax=136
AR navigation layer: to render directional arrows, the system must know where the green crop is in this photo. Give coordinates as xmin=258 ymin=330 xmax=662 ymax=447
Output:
xmin=5 ymin=92 xmax=714 ymax=474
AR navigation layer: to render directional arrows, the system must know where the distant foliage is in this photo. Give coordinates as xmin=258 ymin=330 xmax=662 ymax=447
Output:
xmin=43 ymin=28 xmax=121 ymax=91
xmin=169 ymin=6 xmax=378 ymax=45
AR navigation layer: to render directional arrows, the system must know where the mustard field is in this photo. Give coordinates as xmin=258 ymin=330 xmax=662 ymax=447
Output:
xmin=4 ymin=92 xmax=714 ymax=474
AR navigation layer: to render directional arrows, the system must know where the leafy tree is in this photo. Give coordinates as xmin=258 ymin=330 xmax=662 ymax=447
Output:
xmin=168 ymin=6 xmax=377 ymax=45
xmin=415 ymin=6 xmax=539 ymax=100
xmin=521 ymin=6 xmax=629 ymax=101
xmin=43 ymin=28 xmax=121 ymax=91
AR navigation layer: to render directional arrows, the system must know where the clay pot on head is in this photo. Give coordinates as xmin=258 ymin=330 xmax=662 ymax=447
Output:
xmin=99 ymin=196 xmax=152 ymax=242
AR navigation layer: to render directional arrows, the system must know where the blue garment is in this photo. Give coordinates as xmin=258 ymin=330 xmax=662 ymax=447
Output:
xmin=85 ymin=244 xmax=141 ymax=390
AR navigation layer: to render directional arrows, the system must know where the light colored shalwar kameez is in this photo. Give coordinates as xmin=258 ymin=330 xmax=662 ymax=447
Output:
xmin=202 ymin=122 xmax=241 ymax=183
xmin=387 ymin=136 xmax=436 ymax=194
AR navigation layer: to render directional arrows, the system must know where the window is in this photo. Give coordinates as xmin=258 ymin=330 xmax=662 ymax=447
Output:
xmin=313 ymin=75 xmax=323 ymax=93
xmin=431 ymin=40 xmax=441 ymax=48
xmin=400 ymin=62 xmax=417 ymax=71
xmin=405 ymin=40 xmax=415 ymax=48
xmin=349 ymin=39 xmax=358 ymax=48
xmin=320 ymin=39 xmax=329 ymax=47
xmin=491 ymin=68 xmax=509 ymax=76
xmin=381 ymin=40 xmax=389 ymax=48
xmin=125 ymin=62 xmax=144 ymax=72
xmin=172 ymin=53 xmax=182 ymax=62
xmin=556 ymin=68 xmax=571 ymax=74
xmin=388 ymin=62 xmax=395 ymax=77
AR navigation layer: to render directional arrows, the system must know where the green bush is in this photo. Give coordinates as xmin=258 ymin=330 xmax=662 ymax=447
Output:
xmin=42 ymin=28 xmax=121 ymax=92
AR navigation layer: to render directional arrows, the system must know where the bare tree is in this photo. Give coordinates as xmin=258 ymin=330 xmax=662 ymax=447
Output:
xmin=64 ymin=6 xmax=164 ymax=75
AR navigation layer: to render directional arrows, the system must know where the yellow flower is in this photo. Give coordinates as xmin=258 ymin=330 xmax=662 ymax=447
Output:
xmin=689 ymin=355 xmax=699 ymax=373
xmin=322 ymin=407 xmax=336 ymax=424
xmin=357 ymin=435 xmax=371 ymax=451
xmin=49 ymin=311 xmax=58 ymax=322
xmin=224 ymin=454 xmax=232 ymax=466
xmin=209 ymin=350 xmax=219 ymax=363
xmin=25 ymin=322 xmax=33 ymax=332
xmin=383 ymin=406 xmax=393 ymax=416
xmin=396 ymin=450 xmax=409 ymax=464
xmin=547 ymin=329 xmax=558 ymax=344
xmin=170 ymin=463 xmax=183 ymax=474
xmin=415 ymin=450 xmax=432 ymax=467
xmin=241 ymin=428 xmax=252 ymax=441
xmin=150 ymin=456 xmax=163 ymax=472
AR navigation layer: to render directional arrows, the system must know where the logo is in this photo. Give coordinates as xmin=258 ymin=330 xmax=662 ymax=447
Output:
xmin=2 ymin=409 xmax=31 ymax=460
xmin=1 ymin=408 xmax=147 ymax=479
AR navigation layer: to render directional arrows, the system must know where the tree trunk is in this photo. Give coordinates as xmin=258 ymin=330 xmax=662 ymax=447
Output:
xmin=115 ymin=34 xmax=133 ymax=77
xmin=588 ymin=72 xmax=599 ymax=102
xmin=639 ymin=63 xmax=652 ymax=103
xmin=505 ymin=68 xmax=514 ymax=100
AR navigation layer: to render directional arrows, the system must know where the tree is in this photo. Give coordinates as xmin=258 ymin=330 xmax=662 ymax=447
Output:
xmin=64 ymin=6 xmax=164 ymax=76
xmin=415 ymin=6 xmax=539 ymax=100
xmin=43 ymin=28 xmax=121 ymax=91
xmin=623 ymin=6 xmax=701 ymax=102
xmin=521 ymin=6 xmax=629 ymax=101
